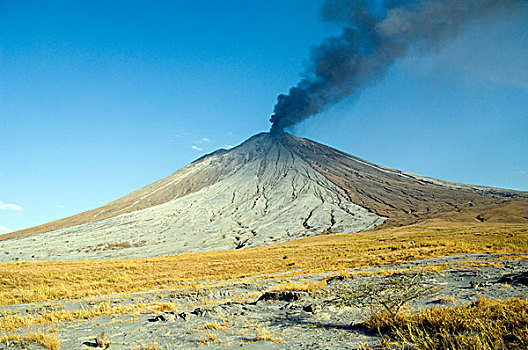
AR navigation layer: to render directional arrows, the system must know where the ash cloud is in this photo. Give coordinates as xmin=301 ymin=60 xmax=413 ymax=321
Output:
xmin=270 ymin=0 xmax=526 ymax=133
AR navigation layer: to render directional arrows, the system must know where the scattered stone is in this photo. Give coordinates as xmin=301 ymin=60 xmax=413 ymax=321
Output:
xmin=280 ymin=303 xmax=301 ymax=310
xmin=257 ymin=291 xmax=304 ymax=303
xmin=303 ymin=304 xmax=319 ymax=313
xmin=153 ymin=312 xmax=176 ymax=322
xmin=95 ymin=332 xmax=110 ymax=348
xmin=326 ymin=275 xmax=346 ymax=284
xmin=191 ymin=307 xmax=214 ymax=317
xmin=496 ymin=271 xmax=528 ymax=286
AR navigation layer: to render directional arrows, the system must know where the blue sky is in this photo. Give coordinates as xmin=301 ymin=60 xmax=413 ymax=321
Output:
xmin=1 ymin=1 xmax=527 ymax=234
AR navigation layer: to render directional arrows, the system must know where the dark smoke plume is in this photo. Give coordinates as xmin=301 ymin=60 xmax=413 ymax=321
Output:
xmin=270 ymin=0 xmax=526 ymax=133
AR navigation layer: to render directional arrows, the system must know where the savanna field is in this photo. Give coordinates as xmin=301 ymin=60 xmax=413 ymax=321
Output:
xmin=1 ymin=220 xmax=527 ymax=349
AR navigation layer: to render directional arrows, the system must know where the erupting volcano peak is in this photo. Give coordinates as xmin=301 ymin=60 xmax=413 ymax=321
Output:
xmin=1 ymin=133 xmax=527 ymax=262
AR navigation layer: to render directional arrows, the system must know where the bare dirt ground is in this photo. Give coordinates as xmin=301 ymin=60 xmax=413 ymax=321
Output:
xmin=2 ymin=253 xmax=527 ymax=349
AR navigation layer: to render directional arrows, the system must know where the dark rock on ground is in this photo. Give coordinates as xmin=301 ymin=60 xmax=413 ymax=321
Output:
xmin=257 ymin=291 xmax=305 ymax=302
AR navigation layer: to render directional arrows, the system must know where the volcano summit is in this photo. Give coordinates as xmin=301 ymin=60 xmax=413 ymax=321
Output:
xmin=1 ymin=133 xmax=527 ymax=262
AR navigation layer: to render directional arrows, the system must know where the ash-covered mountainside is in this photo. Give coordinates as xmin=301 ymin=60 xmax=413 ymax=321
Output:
xmin=1 ymin=132 xmax=527 ymax=262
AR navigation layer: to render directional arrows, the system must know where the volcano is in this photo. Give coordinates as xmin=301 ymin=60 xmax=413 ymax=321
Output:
xmin=1 ymin=132 xmax=527 ymax=262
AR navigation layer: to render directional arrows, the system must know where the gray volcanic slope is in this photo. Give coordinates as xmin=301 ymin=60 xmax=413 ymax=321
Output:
xmin=1 ymin=132 xmax=527 ymax=262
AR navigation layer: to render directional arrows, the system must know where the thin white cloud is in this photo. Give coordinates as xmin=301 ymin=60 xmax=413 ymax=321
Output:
xmin=57 ymin=205 xmax=66 ymax=209
xmin=194 ymin=137 xmax=211 ymax=144
xmin=0 ymin=201 xmax=23 ymax=211
xmin=191 ymin=145 xmax=203 ymax=151
xmin=225 ymin=145 xmax=234 ymax=149
xmin=0 ymin=226 xmax=25 ymax=234
xmin=174 ymin=131 xmax=190 ymax=139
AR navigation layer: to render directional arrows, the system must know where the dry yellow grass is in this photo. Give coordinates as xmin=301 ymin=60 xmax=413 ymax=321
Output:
xmin=0 ymin=301 xmax=183 ymax=333
xmin=367 ymin=297 xmax=528 ymax=349
xmin=269 ymin=279 xmax=327 ymax=294
xmin=191 ymin=321 xmax=227 ymax=333
xmin=0 ymin=331 xmax=59 ymax=350
xmin=254 ymin=328 xmax=283 ymax=343
xmin=0 ymin=220 xmax=526 ymax=306
xmin=199 ymin=330 xmax=219 ymax=344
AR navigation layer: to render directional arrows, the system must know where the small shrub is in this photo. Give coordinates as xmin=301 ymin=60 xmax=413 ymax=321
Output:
xmin=331 ymin=270 xmax=438 ymax=320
